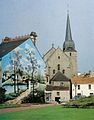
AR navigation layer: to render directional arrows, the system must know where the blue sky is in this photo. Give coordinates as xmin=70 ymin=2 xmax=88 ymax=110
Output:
xmin=0 ymin=0 xmax=94 ymax=73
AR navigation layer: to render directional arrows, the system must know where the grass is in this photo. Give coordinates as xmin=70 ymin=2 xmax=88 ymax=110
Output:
xmin=0 ymin=105 xmax=94 ymax=120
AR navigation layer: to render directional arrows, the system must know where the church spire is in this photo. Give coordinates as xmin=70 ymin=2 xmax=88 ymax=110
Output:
xmin=65 ymin=13 xmax=72 ymax=41
xmin=63 ymin=13 xmax=76 ymax=52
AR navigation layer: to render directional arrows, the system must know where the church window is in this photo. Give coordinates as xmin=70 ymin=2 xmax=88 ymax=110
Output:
xmin=53 ymin=69 xmax=55 ymax=74
xmin=46 ymin=77 xmax=49 ymax=82
xmin=57 ymin=64 xmax=60 ymax=70
xmin=70 ymin=53 xmax=71 ymax=56
xmin=62 ymin=69 xmax=65 ymax=74
xmin=58 ymin=56 xmax=60 ymax=59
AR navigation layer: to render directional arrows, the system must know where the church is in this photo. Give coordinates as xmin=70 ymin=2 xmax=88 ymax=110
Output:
xmin=43 ymin=13 xmax=77 ymax=103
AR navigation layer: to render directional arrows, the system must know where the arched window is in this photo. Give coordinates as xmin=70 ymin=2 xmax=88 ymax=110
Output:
xmin=62 ymin=69 xmax=65 ymax=74
xmin=70 ymin=53 xmax=71 ymax=56
xmin=58 ymin=56 xmax=60 ymax=59
xmin=46 ymin=76 xmax=49 ymax=82
xmin=53 ymin=69 xmax=55 ymax=74
xmin=57 ymin=64 xmax=60 ymax=70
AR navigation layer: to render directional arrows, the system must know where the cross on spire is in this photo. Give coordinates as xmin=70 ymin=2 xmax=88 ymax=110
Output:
xmin=67 ymin=2 xmax=69 ymax=14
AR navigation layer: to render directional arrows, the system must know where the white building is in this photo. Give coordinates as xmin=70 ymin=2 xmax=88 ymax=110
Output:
xmin=71 ymin=76 xmax=94 ymax=98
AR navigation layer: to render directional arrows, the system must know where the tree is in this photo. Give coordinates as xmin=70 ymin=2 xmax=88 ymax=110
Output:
xmin=25 ymin=47 xmax=38 ymax=102
xmin=9 ymin=50 xmax=23 ymax=93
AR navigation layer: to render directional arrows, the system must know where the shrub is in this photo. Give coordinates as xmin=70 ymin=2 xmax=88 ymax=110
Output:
xmin=0 ymin=87 xmax=6 ymax=104
xmin=63 ymin=96 xmax=94 ymax=108
xmin=22 ymin=91 xmax=45 ymax=103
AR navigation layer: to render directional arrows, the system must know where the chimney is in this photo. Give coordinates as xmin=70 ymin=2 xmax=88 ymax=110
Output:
xmin=30 ymin=32 xmax=37 ymax=45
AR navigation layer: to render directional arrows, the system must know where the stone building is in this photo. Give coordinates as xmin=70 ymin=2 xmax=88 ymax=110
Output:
xmin=44 ymin=13 xmax=77 ymax=103
xmin=45 ymin=71 xmax=71 ymax=103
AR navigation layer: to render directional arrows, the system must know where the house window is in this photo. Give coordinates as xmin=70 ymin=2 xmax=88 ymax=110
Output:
xmin=78 ymin=85 xmax=80 ymax=90
xmin=62 ymin=69 xmax=65 ymax=74
xmin=70 ymin=53 xmax=71 ymax=56
xmin=77 ymin=93 xmax=81 ymax=96
xmin=57 ymin=64 xmax=60 ymax=70
xmin=57 ymin=92 xmax=60 ymax=96
xmin=53 ymin=69 xmax=55 ymax=74
xmin=88 ymin=84 xmax=91 ymax=89
xmin=61 ymin=82 xmax=63 ymax=86
xmin=46 ymin=96 xmax=49 ymax=101
xmin=58 ymin=56 xmax=60 ymax=59
xmin=90 ymin=93 xmax=93 ymax=96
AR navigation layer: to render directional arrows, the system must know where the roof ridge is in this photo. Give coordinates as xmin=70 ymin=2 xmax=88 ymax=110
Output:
xmin=45 ymin=47 xmax=64 ymax=63
xmin=2 ymin=34 xmax=30 ymax=43
xmin=44 ymin=48 xmax=56 ymax=63
xmin=50 ymin=71 xmax=70 ymax=82
xmin=43 ymin=47 xmax=56 ymax=58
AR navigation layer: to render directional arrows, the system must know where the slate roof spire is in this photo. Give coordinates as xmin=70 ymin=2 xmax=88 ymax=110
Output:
xmin=65 ymin=13 xmax=72 ymax=41
xmin=63 ymin=13 xmax=76 ymax=52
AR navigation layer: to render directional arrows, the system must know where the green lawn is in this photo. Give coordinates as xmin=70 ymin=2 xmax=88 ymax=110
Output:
xmin=0 ymin=105 xmax=94 ymax=120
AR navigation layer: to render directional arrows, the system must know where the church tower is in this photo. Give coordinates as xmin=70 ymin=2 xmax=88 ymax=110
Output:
xmin=63 ymin=13 xmax=77 ymax=77
xmin=44 ymin=12 xmax=78 ymax=103
xmin=43 ymin=12 xmax=77 ymax=85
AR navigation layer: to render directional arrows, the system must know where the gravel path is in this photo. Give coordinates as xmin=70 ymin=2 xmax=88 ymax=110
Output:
xmin=0 ymin=104 xmax=56 ymax=114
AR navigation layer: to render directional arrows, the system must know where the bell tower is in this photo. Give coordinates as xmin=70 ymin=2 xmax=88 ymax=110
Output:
xmin=63 ymin=13 xmax=77 ymax=77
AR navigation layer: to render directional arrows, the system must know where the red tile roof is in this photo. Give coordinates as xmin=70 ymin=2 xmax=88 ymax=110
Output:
xmin=71 ymin=76 xmax=94 ymax=84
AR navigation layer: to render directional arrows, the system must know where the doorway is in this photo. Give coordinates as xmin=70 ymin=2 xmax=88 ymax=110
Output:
xmin=55 ymin=97 xmax=60 ymax=103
